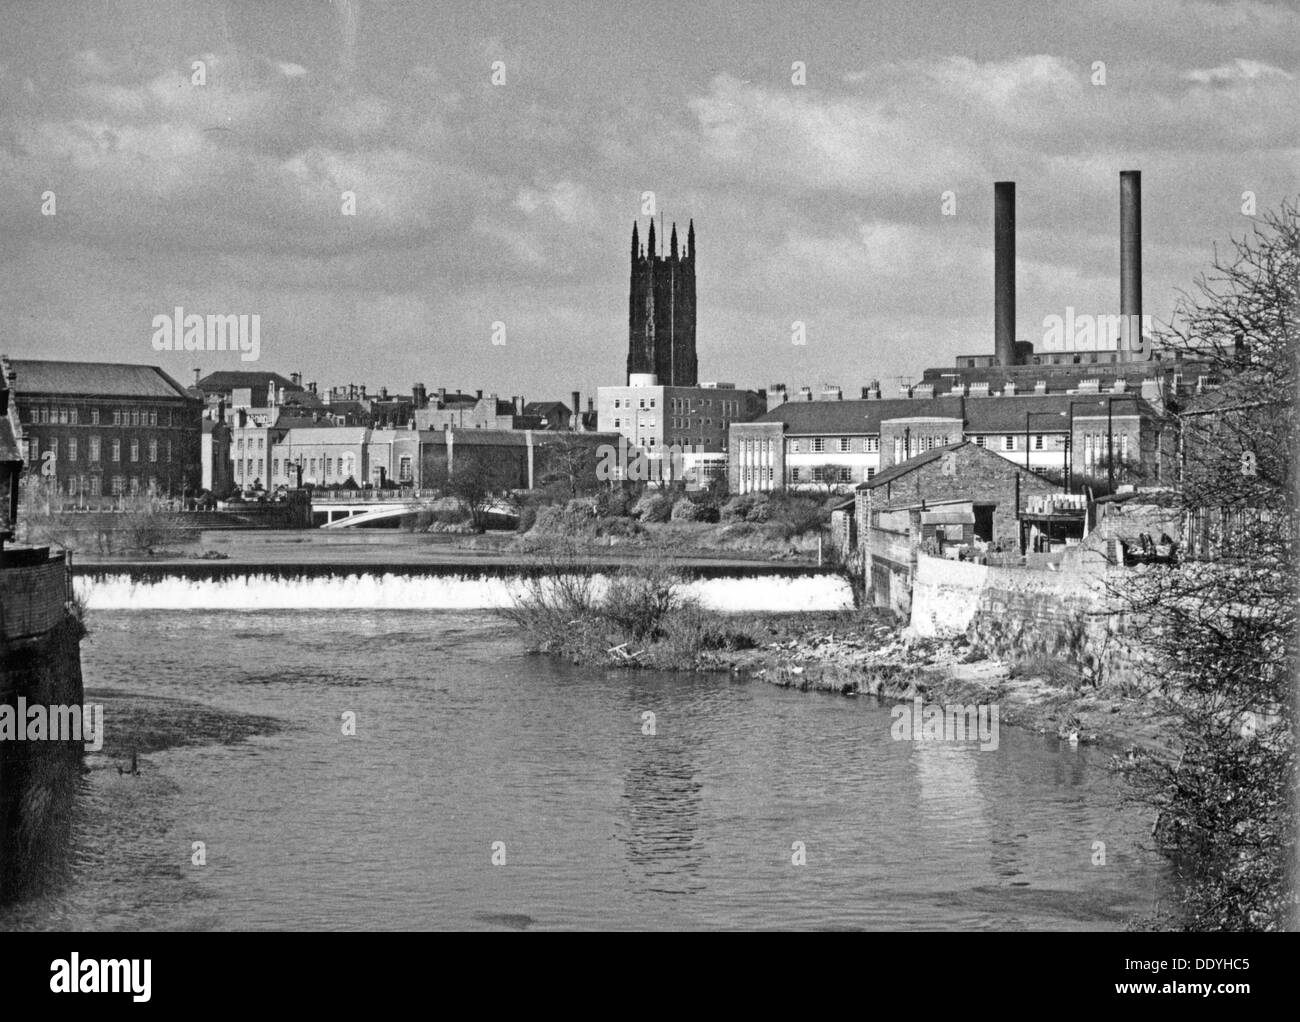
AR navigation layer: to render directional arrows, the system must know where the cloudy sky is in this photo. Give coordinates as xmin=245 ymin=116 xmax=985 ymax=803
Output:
xmin=1 ymin=0 xmax=1296 ymax=400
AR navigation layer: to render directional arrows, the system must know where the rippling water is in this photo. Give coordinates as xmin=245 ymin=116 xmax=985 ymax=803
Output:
xmin=2 ymin=609 xmax=1167 ymax=930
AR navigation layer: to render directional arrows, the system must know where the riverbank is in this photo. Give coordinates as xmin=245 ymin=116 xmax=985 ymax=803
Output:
xmin=511 ymin=604 xmax=1177 ymax=759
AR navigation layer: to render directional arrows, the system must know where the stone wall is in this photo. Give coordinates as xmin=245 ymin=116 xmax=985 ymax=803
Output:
xmin=910 ymin=548 xmax=1152 ymax=687
xmin=0 ymin=602 xmax=85 ymax=902
xmin=0 ymin=550 xmax=69 ymax=642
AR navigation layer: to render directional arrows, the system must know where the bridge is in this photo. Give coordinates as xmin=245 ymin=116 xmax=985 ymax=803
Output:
xmin=311 ymin=490 xmax=518 ymax=528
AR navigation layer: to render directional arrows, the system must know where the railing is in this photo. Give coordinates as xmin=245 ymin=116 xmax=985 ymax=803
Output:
xmin=313 ymin=488 xmax=438 ymax=503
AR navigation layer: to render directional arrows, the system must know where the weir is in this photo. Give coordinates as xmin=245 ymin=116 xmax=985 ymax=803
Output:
xmin=74 ymin=565 xmax=855 ymax=613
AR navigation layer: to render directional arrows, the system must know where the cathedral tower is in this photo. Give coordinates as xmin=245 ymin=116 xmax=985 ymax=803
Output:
xmin=627 ymin=218 xmax=697 ymax=385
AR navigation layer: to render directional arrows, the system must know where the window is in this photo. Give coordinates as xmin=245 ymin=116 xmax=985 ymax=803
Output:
xmin=866 ymin=436 xmax=879 ymax=453
xmin=837 ymin=467 xmax=852 ymax=483
xmin=130 ymin=476 xmax=139 ymax=495
xmin=838 ymin=437 xmax=851 ymax=453
xmin=399 ymin=456 xmax=412 ymax=482
xmin=69 ymin=408 xmax=78 ymax=425
xmin=257 ymin=459 xmax=264 ymax=479
xmin=111 ymin=440 xmax=121 ymax=462
xmin=273 ymin=459 xmax=280 ymax=477
xmin=89 ymin=476 xmax=101 ymax=496
xmin=91 ymin=408 xmax=100 ymax=425
xmin=1121 ymin=434 xmax=1129 ymax=461
xmin=237 ymin=439 xmax=245 ymax=454
xmin=131 ymin=410 xmax=140 ymax=426
xmin=639 ymin=399 xmax=645 ymax=409
xmin=974 ymin=435 xmax=986 ymax=448
xmin=894 ymin=438 xmax=903 ymax=462
xmin=149 ymin=440 xmax=158 ymax=462
xmin=1034 ymin=435 xmax=1044 ymax=450
xmin=614 ymin=419 xmax=620 ymax=428
xmin=326 ymin=458 xmax=333 ymax=476
xmin=866 ymin=467 xmax=877 ymax=480
xmin=112 ymin=476 xmax=124 ymax=496
xmin=790 ymin=468 xmax=801 ymax=482
xmin=149 ymin=411 xmax=158 ymax=426
xmin=89 ymin=437 xmax=100 ymax=462
xmin=811 ymin=437 xmax=825 ymax=453
xmin=166 ymin=441 xmax=172 ymax=462
xmin=39 ymin=408 xmax=49 ymax=424
xmin=614 ymin=399 xmax=621 ymax=408
xmin=649 ymin=398 xmax=655 ymax=408
xmin=310 ymin=458 xmax=317 ymax=476
xmin=68 ymin=438 xmax=78 ymax=461
xmin=1002 ymin=435 xmax=1015 ymax=451
xmin=130 ymin=440 xmax=140 ymax=462
xmin=790 ymin=440 xmax=800 ymax=453
xmin=112 ymin=410 xmax=121 ymax=426
xmin=258 ymin=437 xmax=264 ymax=450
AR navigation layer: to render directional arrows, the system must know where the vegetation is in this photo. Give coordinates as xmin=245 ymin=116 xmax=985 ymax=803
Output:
xmin=1120 ymin=199 xmax=1297 ymax=931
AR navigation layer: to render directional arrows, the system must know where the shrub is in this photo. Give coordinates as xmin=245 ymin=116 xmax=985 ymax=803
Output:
xmin=516 ymin=505 xmax=538 ymax=533
xmin=565 ymin=497 xmax=599 ymax=517
xmin=601 ymin=564 xmax=691 ymax=640
xmin=722 ymin=494 xmax=756 ymax=522
xmin=631 ymin=492 xmax=671 ymax=523
xmin=746 ymin=498 xmax=773 ymax=523
xmin=670 ymin=498 xmax=709 ymax=522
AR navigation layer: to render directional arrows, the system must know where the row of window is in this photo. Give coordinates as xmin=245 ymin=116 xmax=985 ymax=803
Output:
xmin=27 ymin=406 xmax=178 ymax=427
xmin=51 ymin=475 xmax=159 ymax=496
xmin=27 ymin=437 xmax=171 ymax=464
xmin=788 ymin=436 xmax=882 ymax=454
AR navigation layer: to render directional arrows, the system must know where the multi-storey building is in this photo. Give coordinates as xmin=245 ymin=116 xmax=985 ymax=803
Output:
xmin=598 ymin=376 xmax=765 ymax=483
xmin=9 ymin=359 xmax=201 ymax=500
xmin=729 ymin=383 xmax=1170 ymax=494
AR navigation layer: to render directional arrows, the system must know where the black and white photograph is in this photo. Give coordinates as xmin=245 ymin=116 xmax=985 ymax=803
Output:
xmin=0 ymin=0 xmax=1295 ymax=975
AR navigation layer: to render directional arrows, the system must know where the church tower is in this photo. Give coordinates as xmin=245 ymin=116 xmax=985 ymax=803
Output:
xmin=627 ymin=217 xmax=697 ymax=385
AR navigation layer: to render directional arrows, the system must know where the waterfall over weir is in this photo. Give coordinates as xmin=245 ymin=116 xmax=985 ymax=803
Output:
xmin=74 ymin=566 xmax=856 ymax=613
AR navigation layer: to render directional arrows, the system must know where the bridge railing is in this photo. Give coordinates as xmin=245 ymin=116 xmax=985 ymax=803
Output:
xmin=312 ymin=488 xmax=442 ymax=504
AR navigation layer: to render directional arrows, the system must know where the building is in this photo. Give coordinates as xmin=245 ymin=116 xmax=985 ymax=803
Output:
xmin=855 ymin=441 xmax=1064 ymax=612
xmin=599 ymin=376 xmax=764 ymax=484
xmin=627 ymin=219 xmax=697 ymax=386
xmin=729 ymin=384 xmax=1170 ymax=494
xmin=9 ymin=358 xmax=202 ymax=501
xmin=274 ymin=427 xmax=370 ymax=489
xmin=0 ymin=358 xmax=23 ymax=545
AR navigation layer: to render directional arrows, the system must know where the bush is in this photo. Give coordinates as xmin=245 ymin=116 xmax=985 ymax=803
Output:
xmin=722 ymin=494 xmax=756 ymax=522
xmin=631 ymin=492 xmax=671 ymax=523
xmin=565 ymin=497 xmax=598 ymax=516
xmin=516 ymin=505 xmax=538 ymax=533
xmin=746 ymin=499 xmax=773 ymax=523
xmin=670 ymin=498 xmax=708 ymax=522
xmin=601 ymin=564 xmax=692 ymax=640
xmin=596 ymin=488 xmax=634 ymax=519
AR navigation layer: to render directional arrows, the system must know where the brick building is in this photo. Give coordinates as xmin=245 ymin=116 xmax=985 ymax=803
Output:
xmin=9 ymin=358 xmax=202 ymax=501
xmin=855 ymin=441 xmax=1063 ymax=611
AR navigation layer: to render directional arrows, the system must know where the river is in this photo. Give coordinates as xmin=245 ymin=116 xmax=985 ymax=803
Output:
xmin=1 ymin=591 xmax=1169 ymax=930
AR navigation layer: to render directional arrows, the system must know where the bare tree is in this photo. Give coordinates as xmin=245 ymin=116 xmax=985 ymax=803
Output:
xmin=1120 ymin=199 xmax=1297 ymax=931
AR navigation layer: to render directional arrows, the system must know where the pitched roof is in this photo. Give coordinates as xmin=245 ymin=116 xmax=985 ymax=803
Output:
xmin=197 ymin=371 xmax=301 ymax=394
xmin=12 ymin=359 xmax=193 ymax=400
xmin=858 ymin=443 xmax=961 ymax=490
xmin=757 ymin=396 xmax=966 ymax=434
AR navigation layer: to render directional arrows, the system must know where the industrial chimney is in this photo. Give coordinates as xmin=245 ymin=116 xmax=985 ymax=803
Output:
xmin=994 ymin=181 xmax=1016 ymax=367
xmin=1120 ymin=170 xmax=1142 ymax=361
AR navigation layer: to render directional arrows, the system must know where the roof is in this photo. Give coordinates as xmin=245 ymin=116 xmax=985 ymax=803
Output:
xmin=280 ymin=427 xmax=370 ymax=444
xmin=524 ymin=401 xmax=570 ymax=418
xmin=962 ymin=393 xmax=1151 ymax=433
xmin=755 ymin=396 xmax=966 ymax=434
xmin=197 ymin=371 xmax=301 ymax=394
xmin=858 ymin=444 xmax=960 ymax=490
xmin=12 ymin=359 xmax=193 ymax=400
